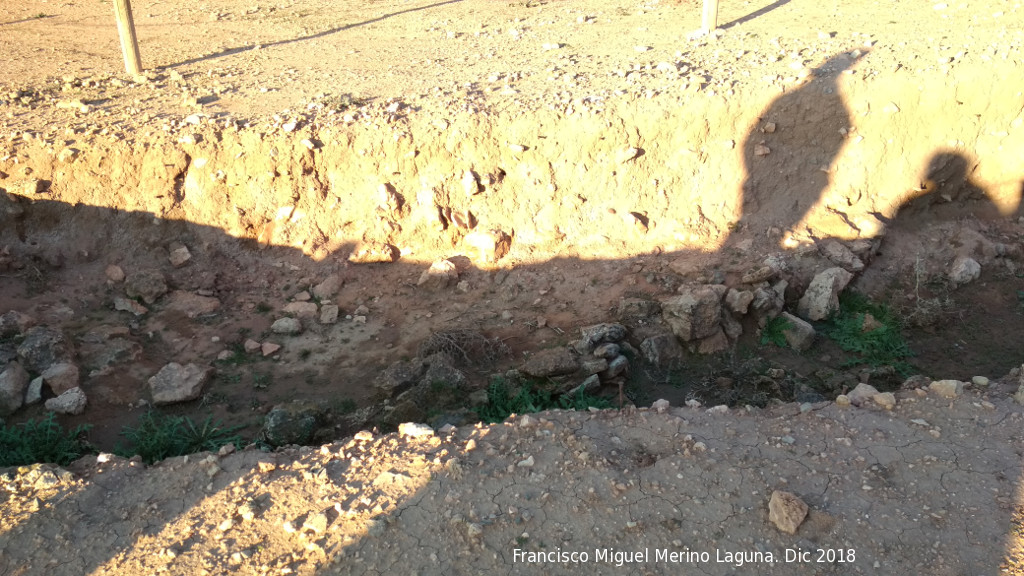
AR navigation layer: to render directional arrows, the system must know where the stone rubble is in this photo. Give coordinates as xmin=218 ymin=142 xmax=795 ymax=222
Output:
xmin=0 ymin=362 xmax=30 ymax=416
xmin=282 ymin=301 xmax=318 ymax=319
xmin=797 ymin=267 xmax=854 ymax=321
xmin=929 ymin=379 xmax=964 ymax=398
xmin=124 ymin=270 xmax=169 ymax=305
xmin=779 ymin=312 xmax=815 ymax=352
xmin=148 ymin=362 xmax=213 ymax=405
xmin=39 ymin=362 xmax=79 ymax=395
xmin=44 ymin=386 xmax=87 ymax=415
xmin=271 ymin=317 xmax=303 ymax=335
xmin=948 ymin=256 xmax=981 ymax=285
xmin=846 ymin=382 xmax=880 ymax=407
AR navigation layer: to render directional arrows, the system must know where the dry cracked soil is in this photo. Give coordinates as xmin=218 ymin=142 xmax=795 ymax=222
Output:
xmin=2 ymin=0 xmax=1024 ymax=573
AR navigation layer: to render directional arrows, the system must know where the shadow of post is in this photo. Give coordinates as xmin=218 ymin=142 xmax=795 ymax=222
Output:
xmin=0 ymin=15 xmax=57 ymax=27
xmin=163 ymin=0 xmax=464 ymax=69
xmin=719 ymin=0 xmax=791 ymax=31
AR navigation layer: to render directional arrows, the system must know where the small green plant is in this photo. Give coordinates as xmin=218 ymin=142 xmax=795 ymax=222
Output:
xmin=252 ymin=371 xmax=272 ymax=389
xmin=476 ymin=378 xmax=611 ymax=423
xmin=36 ymin=12 xmax=47 ymax=18
xmin=760 ymin=316 xmax=792 ymax=347
xmin=333 ymin=398 xmax=358 ymax=414
xmin=255 ymin=302 xmax=273 ymax=314
xmin=558 ymin=387 xmax=613 ymax=411
xmin=321 ymin=93 xmax=365 ymax=111
xmin=825 ymin=292 xmax=913 ymax=372
xmin=0 ymin=414 xmax=92 ymax=466
xmin=218 ymin=372 xmax=243 ymax=385
xmin=430 ymin=379 xmax=455 ymax=393
xmin=115 ymin=412 xmax=242 ymax=464
xmin=199 ymin=391 xmax=229 ymax=408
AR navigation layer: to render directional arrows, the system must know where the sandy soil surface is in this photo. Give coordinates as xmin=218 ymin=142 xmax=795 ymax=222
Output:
xmin=2 ymin=0 xmax=1024 ymax=573
xmin=3 ymin=380 xmax=1024 ymax=575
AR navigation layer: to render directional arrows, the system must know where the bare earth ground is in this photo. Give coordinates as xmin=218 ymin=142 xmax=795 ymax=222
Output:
xmin=3 ymin=384 xmax=1024 ymax=575
xmin=2 ymin=0 xmax=1024 ymax=573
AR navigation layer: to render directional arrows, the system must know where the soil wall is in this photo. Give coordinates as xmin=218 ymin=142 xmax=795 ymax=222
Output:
xmin=2 ymin=63 xmax=1022 ymax=264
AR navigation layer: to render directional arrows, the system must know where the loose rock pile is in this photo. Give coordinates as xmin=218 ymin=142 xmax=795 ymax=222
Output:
xmin=0 ymin=318 xmax=85 ymax=416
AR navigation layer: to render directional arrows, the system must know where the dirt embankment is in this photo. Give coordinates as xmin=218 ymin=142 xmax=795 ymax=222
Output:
xmin=4 ymin=60 xmax=1023 ymax=268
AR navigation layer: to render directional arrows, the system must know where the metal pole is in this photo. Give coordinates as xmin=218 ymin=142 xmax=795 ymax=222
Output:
xmin=113 ymin=0 xmax=142 ymax=75
xmin=702 ymin=0 xmax=720 ymax=34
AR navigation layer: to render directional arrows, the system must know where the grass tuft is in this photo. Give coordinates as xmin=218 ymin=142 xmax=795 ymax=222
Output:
xmin=115 ymin=412 xmax=242 ymax=464
xmin=476 ymin=377 xmax=611 ymax=423
xmin=0 ymin=414 xmax=92 ymax=467
xmin=760 ymin=316 xmax=792 ymax=348
xmin=824 ymin=292 xmax=913 ymax=373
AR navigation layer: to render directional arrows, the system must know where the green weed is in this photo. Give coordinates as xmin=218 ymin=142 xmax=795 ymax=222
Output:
xmin=115 ymin=412 xmax=242 ymax=464
xmin=476 ymin=378 xmax=611 ymax=423
xmin=760 ymin=316 xmax=792 ymax=348
xmin=824 ymin=292 xmax=913 ymax=372
xmin=252 ymin=371 xmax=272 ymax=389
xmin=430 ymin=379 xmax=456 ymax=393
xmin=332 ymin=398 xmax=358 ymax=414
xmin=321 ymin=93 xmax=365 ymax=111
xmin=0 ymin=414 xmax=92 ymax=467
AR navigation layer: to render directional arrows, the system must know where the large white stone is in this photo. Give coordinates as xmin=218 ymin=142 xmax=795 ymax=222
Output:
xmin=0 ymin=362 xmax=30 ymax=416
xmin=780 ymin=312 xmax=816 ymax=351
xmin=661 ymin=285 xmax=726 ymax=341
xmin=40 ymin=362 xmax=80 ymax=395
xmin=45 ymin=387 xmax=87 ymax=415
xmin=797 ymin=267 xmax=854 ymax=321
xmin=149 ymin=362 xmax=212 ymax=405
xmin=948 ymin=256 xmax=981 ymax=286
xmin=768 ymin=490 xmax=809 ymax=535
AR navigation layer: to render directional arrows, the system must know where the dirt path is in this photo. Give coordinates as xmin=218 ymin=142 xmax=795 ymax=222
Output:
xmin=3 ymin=379 xmax=1024 ymax=575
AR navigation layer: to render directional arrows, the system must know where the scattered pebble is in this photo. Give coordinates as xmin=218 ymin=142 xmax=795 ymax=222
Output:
xmin=398 ymin=422 xmax=434 ymax=438
xmin=768 ymin=490 xmax=809 ymax=534
xmin=873 ymin=392 xmax=896 ymax=409
xmin=929 ymin=379 xmax=963 ymax=398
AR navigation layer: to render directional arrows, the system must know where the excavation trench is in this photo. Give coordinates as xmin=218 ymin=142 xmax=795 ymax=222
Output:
xmin=1 ymin=67 xmax=1023 ymax=448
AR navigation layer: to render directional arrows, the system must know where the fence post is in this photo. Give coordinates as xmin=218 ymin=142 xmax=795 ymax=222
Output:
xmin=113 ymin=0 xmax=142 ymax=75
xmin=702 ymin=0 xmax=720 ymax=34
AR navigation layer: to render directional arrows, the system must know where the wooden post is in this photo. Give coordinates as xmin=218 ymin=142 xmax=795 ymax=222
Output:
xmin=113 ymin=0 xmax=142 ymax=75
xmin=702 ymin=0 xmax=720 ymax=34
